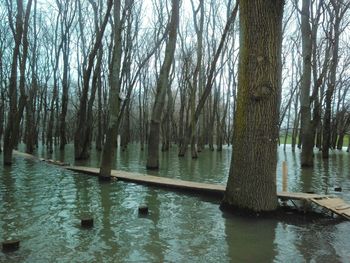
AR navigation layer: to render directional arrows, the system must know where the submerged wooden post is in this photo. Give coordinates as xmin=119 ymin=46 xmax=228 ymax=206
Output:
xmin=81 ymin=218 xmax=94 ymax=228
xmin=138 ymin=205 xmax=149 ymax=215
xmin=2 ymin=240 xmax=20 ymax=252
xmin=282 ymin=161 xmax=288 ymax=192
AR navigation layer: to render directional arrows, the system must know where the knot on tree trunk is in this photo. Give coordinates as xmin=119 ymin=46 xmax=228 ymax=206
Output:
xmin=251 ymin=82 xmax=273 ymax=101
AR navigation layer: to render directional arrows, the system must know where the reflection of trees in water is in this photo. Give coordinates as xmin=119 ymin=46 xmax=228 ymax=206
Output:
xmin=308 ymin=151 xmax=346 ymax=195
xmin=223 ymin=213 xmax=277 ymax=262
xmin=0 ymin=160 xmax=32 ymax=260
xmin=299 ymin=166 xmax=314 ymax=193
xmin=99 ymin=183 xmax=118 ymax=259
xmin=73 ymin=171 xmax=94 ymax=218
xmin=142 ymin=189 xmax=165 ymax=262
xmin=278 ymin=148 xmax=349 ymax=195
xmin=1 ymin=165 xmax=17 ymax=239
xmin=296 ymin=223 xmax=342 ymax=262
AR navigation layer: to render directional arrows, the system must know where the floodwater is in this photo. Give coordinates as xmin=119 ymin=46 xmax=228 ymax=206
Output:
xmin=0 ymin=144 xmax=349 ymax=262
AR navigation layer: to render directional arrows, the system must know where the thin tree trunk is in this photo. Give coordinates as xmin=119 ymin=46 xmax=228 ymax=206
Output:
xmin=178 ymin=2 xmax=239 ymax=157
xmin=4 ymin=0 xmax=33 ymax=165
xmin=322 ymin=1 xmax=349 ymax=158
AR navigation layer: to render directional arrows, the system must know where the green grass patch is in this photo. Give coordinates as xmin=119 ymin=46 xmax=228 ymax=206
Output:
xmin=279 ymin=135 xmax=293 ymax=145
xmin=279 ymin=134 xmax=349 ymax=147
xmin=344 ymin=135 xmax=349 ymax=147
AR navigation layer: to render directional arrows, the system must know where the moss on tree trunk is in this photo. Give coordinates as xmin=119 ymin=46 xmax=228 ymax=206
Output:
xmin=222 ymin=0 xmax=284 ymax=212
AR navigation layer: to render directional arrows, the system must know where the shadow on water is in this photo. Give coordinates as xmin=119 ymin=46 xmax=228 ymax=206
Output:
xmin=142 ymin=189 xmax=165 ymax=262
xmin=295 ymin=223 xmax=343 ymax=263
xmin=99 ymin=181 xmax=118 ymax=260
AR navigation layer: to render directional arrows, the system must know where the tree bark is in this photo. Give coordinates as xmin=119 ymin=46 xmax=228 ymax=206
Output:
xmin=222 ymin=0 xmax=284 ymax=212
xmin=299 ymin=0 xmax=314 ymax=167
xmin=146 ymin=0 xmax=179 ymax=169
xmin=99 ymin=0 xmax=123 ymax=179
xmin=25 ymin=0 xmax=38 ymax=154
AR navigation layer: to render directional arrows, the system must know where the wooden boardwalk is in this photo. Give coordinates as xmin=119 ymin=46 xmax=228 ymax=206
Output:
xmin=311 ymin=197 xmax=350 ymax=220
xmin=12 ymin=150 xmax=350 ymax=220
xmin=65 ymin=166 xmax=350 ymax=220
xmin=66 ymin=166 xmax=226 ymax=196
xmin=278 ymin=191 xmax=350 ymax=219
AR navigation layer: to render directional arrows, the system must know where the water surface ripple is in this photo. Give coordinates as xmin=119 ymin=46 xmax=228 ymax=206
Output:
xmin=0 ymin=144 xmax=349 ymax=262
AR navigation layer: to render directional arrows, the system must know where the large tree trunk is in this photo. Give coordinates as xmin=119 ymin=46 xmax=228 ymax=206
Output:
xmin=300 ymin=0 xmax=314 ymax=167
xmin=146 ymin=0 xmax=179 ymax=169
xmin=222 ymin=0 xmax=284 ymax=213
xmin=25 ymin=0 xmax=38 ymax=154
xmin=161 ymin=83 xmax=173 ymax=152
xmin=96 ymin=70 xmax=103 ymax=151
xmin=99 ymin=0 xmax=123 ymax=179
xmin=0 ymin=91 xmax=4 ymax=153
xmin=120 ymin=102 xmax=131 ymax=151
xmin=4 ymin=7 xmax=22 ymax=164
xmin=25 ymin=85 xmax=36 ymax=154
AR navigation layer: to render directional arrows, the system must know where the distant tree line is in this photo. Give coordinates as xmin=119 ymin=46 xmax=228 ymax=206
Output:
xmin=0 ymin=0 xmax=349 ymax=171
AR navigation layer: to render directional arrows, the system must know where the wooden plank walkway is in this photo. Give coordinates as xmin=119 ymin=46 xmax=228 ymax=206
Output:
xmin=65 ymin=166 xmax=350 ymax=220
xmin=278 ymin=191 xmax=350 ymax=219
xmin=310 ymin=197 xmax=350 ymax=220
xmin=66 ymin=166 xmax=226 ymax=196
xmin=13 ymin=150 xmax=350 ymax=220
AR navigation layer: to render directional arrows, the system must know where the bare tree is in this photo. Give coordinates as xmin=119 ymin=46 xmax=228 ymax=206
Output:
xmin=146 ymin=0 xmax=179 ymax=170
xmin=322 ymin=0 xmax=350 ymax=158
xmin=74 ymin=0 xmax=113 ymax=160
xmin=3 ymin=0 xmax=33 ymax=165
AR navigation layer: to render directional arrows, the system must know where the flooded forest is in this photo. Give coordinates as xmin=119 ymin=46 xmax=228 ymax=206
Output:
xmin=0 ymin=0 xmax=350 ymax=262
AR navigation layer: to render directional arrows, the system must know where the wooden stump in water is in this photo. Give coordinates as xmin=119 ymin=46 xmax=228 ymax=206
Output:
xmin=2 ymin=240 xmax=20 ymax=252
xmin=81 ymin=218 xmax=94 ymax=228
xmin=98 ymin=176 xmax=112 ymax=182
xmin=138 ymin=205 xmax=149 ymax=215
xmin=334 ymin=187 xmax=342 ymax=192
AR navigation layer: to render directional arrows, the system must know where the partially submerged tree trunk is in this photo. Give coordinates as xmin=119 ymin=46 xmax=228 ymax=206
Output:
xmin=95 ymin=72 xmax=103 ymax=151
xmin=146 ymin=0 xmax=179 ymax=170
xmin=299 ymin=0 xmax=314 ymax=167
xmin=99 ymin=0 xmax=123 ymax=180
xmin=322 ymin=1 xmax=349 ymax=158
xmin=25 ymin=0 xmax=38 ymax=154
xmin=74 ymin=0 xmax=113 ymax=160
xmin=222 ymin=0 xmax=284 ymax=213
xmin=3 ymin=0 xmax=33 ymax=165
